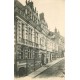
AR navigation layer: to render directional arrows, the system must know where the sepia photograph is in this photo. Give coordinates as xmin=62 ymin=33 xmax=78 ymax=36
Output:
xmin=14 ymin=0 xmax=65 ymax=80
xmin=1 ymin=0 xmax=80 ymax=80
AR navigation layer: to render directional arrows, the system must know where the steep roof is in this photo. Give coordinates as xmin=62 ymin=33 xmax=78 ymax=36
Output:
xmin=14 ymin=0 xmax=25 ymax=11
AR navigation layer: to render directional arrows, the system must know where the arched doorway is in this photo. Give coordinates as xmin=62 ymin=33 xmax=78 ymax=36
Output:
xmin=18 ymin=67 xmax=26 ymax=77
xmin=41 ymin=54 xmax=45 ymax=65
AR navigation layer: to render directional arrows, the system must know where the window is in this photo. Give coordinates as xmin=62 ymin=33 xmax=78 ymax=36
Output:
xmin=30 ymin=50 xmax=31 ymax=58
xmin=33 ymin=16 xmax=34 ymax=21
xmin=34 ymin=50 xmax=38 ymax=58
xmin=40 ymin=38 xmax=43 ymax=46
xmin=17 ymin=54 xmax=21 ymax=60
xmin=22 ymin=23 xmax=24 ymax=40
xmin=31 ymin=29 xmax=32 ymax=41
xmin=17 ymin=46 xmax=22 ymax=60
xmin=25 ymin=25 xmax=28 ymax=40
xmin=28 ymin=28 xmax=32 ymax=41
xmin=36 ymin=32 xmax=38 ymax=43
xmin=25 ymin=9 xmax=27 ymax=14
xmin=34 ymin=32 xmax=38 ymax=43
xmin=20 ymin=46 xmax=24 ymax=59
xmin=31 ymin=13 xmax=32 ymax=19
xmin=30 ymin=12 xmax=32 ymax=18
xmin=35 ymin=18 xmax=38 ymax=24
xmin=28 ymin=49 xmax=32 ymax=59
xmin=37 ymin=19 xmax=38 ymax=24
xmin=34 ymin=16 xmax=35 ymax=22
xmin=28 ymin=50 xmax=29 ymax=58
xmin=21 ymin=52 xmax=24 ymax=59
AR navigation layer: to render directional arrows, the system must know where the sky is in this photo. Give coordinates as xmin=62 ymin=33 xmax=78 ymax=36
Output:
xmin=18 ymin=0 xmax=65 ymax=36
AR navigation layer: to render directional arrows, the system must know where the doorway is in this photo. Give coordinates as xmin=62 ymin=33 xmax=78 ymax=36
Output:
xmin=18 ymin=67 xmax=26 ymax=77
xmin=41 ymin=54 xmax=45 ymax=65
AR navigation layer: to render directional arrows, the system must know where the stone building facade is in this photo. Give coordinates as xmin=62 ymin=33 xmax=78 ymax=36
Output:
xmin=14 ymin=0 xmax=65 ymax=77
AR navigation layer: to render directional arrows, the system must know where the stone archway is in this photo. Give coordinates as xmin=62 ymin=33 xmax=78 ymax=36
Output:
xmin=18 ymin=67 xmax=26 ymax=77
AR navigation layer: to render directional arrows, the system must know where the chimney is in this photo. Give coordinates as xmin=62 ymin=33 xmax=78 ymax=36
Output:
xmin=37 ymin=11 xmax=38 ymax=16
xmin=28 ymin=0 xmax=30 ymax=3
xmin=28 ymin=0 xmax=33 ymax=9
xmin=35 ymin=7 xmax=36 ymax=12
xmin=39 ymin=13 xmax=45 ymax=20
xmin=26 ymin=0 xmax=27 ymax=5
xmin=55 ymin=27 xmax=57 ymax=33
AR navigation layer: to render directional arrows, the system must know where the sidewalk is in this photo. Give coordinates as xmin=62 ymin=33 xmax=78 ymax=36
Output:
xmin=14 ymin=57 xmax=64 ymax=80
xmin=28 ymin=57 xmax=64 ymax=78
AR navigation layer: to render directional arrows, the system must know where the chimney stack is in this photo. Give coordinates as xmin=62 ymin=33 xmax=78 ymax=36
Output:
xmin=37 ymin=11 xmax=38 ymax=16
xmin=26 ymin=0 xmax=27 ymax=5
xmin=39 ymin=13 xmax=45 ymax=20
xmin=55 ymin=27 xmax=57 ymax=33
xmin=35 ymin=7 xmax=36 ymax=12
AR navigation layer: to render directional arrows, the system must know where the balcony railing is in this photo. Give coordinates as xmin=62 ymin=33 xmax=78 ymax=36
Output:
xmin=20 ymin=39 xmax=33 ymax=47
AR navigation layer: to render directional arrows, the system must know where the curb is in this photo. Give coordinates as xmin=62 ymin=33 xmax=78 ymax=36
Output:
xmin=28 ymin=58 xmax=64 ymax=78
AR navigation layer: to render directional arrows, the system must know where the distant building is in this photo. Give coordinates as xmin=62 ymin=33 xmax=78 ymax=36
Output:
xmin=48 ymin=28 xmax=65 ymax=58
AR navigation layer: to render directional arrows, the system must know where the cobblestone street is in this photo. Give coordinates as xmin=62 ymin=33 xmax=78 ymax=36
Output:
xmin=35 ymin=59 xmax=65 ymax=78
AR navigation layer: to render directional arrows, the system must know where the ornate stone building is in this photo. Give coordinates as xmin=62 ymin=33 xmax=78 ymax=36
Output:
xmin=14 ymin=0 xmax=65 ymax=77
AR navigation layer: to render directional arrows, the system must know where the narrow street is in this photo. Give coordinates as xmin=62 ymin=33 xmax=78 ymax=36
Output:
xmin=35 ymin=59 xmax=65 ymax=78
